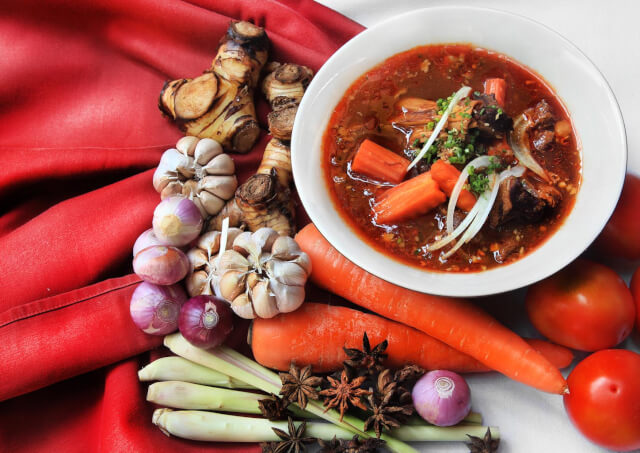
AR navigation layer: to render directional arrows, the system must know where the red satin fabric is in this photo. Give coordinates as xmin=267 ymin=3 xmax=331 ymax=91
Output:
xmin=0 ymin=0 xmax=362 ymax=450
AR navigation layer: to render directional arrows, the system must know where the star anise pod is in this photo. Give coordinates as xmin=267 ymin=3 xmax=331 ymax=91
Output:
xmin=373 ymin=369 xmax=414 ymax=421
xmin=319 ymin=369 xmax=371 ymax=421
xmin=342 ymin=435 xmax=386 ymax=453
xmin=393 ymin=364 xmax=425 ymax=386
xmin=258 ymin=394 xmax=290 ymax=421
xmin=375 ymin=369 xmax=397 ymax=398
xmin=271 ymin=417 xmax=315 ymax=453
xmin=363 ymin=392 xmax=413 ymax=438
xmin=467 ymin=428 xmax=500 ymax=453
xmin=317 ymin=435 xmax=385 ymax=453
xmin=261 ymin=441 xmax=278 ymax=453
xmin=279 ymin=363 xmax=322 ymax=409
xmin=343 ymin=332 xmax=388 ymax=374
xmin=317 ymin=436 xmax=345 ymax=452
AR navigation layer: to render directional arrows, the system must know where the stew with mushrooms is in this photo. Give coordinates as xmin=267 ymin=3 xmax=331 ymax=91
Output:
xmin=323 ymin=44 xmax=581 ymax=272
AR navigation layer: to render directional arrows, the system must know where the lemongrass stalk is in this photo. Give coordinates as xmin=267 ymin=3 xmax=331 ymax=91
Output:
xmin=147 ymin=381 xmax=265 ymax=413
xmin=153 ymin=409 xmax=498 ymax=443
xmin=392 ymin=424 xmax=500 ymax=442
xmin=146 ymin=380 xmax=312 ymax=418
xmin=406 ymin=411 xmax=482 ymax=426
xmin=138 ymin=356 xmax=252 ymax=389
xmin=153 ymin=409 xmax=356 ymax=442
xmin=164 ymin=333 xmax=416 ymax=453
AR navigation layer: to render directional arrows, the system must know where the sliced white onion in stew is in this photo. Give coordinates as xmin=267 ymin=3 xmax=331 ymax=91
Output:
xmin=407 ymin=86 xmax=472 ymax=170
xmin=439 ymin=165 xmax=526 ymax=260
xmin=441 ymin=194 xmax=491 ymax=259
xmin=510 ymin=114 xmax=550 ymax=181
xmin=446 ymin=155 xmax=494 ymax=234
xmin=428 ymin=200 xmax=484 ymax=252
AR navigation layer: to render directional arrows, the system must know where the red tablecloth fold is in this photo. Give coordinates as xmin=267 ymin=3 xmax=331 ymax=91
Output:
xmin=0 ymin=0 xmax=363 ymax=450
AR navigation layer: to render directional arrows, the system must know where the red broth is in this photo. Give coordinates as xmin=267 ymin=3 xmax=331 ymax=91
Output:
xmin=323 ymin=44 xmax=581 ymax=272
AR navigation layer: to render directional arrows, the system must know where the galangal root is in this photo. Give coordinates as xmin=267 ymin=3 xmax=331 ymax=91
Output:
xmin=159 ymin=21 xmax=268 ymax=153
xmin=210 ymin=63 xmax=313 ymax=236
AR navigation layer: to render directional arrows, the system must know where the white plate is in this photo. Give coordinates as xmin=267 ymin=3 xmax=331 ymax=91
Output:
xmin=291 ymin=5 xmax=626 ymax=297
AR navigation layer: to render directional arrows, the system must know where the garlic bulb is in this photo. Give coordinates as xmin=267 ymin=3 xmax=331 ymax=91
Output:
xmin=153 ymin=136 xmax=238 ymax=218
xmin=217 ymin=228 xmax=311 ymax=319
xmin=185 ymin=228 xmax=244 ymax=297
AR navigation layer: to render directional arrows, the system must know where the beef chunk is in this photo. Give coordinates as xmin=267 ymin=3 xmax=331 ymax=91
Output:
xmin=489 ymin=174 xmax=562 ymax=227
xmin=495 ymin=236 xmax=520 ymax=262
xmin=526 ymin=99 xmax=554 ymax=129
xmin=532 ymin=129 xmax=555 ymax=151
xmin=471 ymin=93 xmax=513 ymax=139
xmin=489 ymin=176 xmax=517 ymax=228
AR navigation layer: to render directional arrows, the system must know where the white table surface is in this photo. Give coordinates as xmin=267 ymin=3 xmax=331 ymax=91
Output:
xmin=315 ymin=1 xmax=640 ymax=452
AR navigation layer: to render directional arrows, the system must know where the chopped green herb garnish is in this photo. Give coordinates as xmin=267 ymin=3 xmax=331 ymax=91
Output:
xmin=426 ymin=121 xmax=435 ymax=130
xmin=473 ymin=90 xmax=481 ymax=97
xmin=412 ymin=138 xmax=420 ymax=148
xmin=466 ymin=157 xmax=503 ymax=196
xmin=495 ymin=107 xmax=503 ymax=120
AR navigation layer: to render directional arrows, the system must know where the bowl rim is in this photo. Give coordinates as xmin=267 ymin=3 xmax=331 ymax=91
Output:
xmin=291 ymin=4 xmax=627 ymax=297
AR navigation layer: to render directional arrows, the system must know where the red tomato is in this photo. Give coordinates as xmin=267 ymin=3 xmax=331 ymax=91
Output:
xmin=632 ymin=267 xmax=640 ymax=331
xmin=526 ymin=259 xmax=635 ymax=351
xmin=596 ymin=173 xmax=640 ymax=259
xmin=564 ymin=349 xmax=640 ymax=451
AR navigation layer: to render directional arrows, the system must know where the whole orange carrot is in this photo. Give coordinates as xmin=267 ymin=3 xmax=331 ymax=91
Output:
xmin=295 ymin=224 xmax=568 ymax=394
xmin=251 ymin=302 xmax=574 ymax=373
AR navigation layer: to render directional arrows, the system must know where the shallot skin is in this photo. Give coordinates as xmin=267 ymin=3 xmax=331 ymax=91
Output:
xmin=179 ymin=296 xmax=234 ymax=349
xmin=133 ymin=245 xmax=190 ymax=285
xmin=412 ymin=370 xmax=471 ymax=426
xmin=133 ymin=228 xmax=165 ymax=257
xmin=130 ymin=282 xmax=187 ymax=335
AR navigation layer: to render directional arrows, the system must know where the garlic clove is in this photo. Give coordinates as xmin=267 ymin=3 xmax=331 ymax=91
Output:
xmin=181 ymin=179 xmax=198 ymax=198
xmin=194 ymin=138 xmax=223 ymax=165
xmin=154 ymin=149 xmax=186 ymax=191
xmin=246 ymin=272 xmax=261 ymax=289
xmin=218 ymin=249 xmax=250 ymax=272
xmin=176 ymin=136 xmax=199 ymax=156
xmin=199 ymin=190 xmax=226 ymax=216
xmin=191 ymin=196 xmax=208 ymax=219
xmin=200 ymin=175 xmax=238 ymax=200
xmin=251 ymin=281 xmax=280 ymax=318
xmin=269 ymin=279 xmax=305 ymax=314
xmin=225 ymin=228 xmax=244 ymax=247
xmin=231 ymin=293 xmax=256 ymax=319
xmin=204 ymin=153 xmax=235 ymax=176
xmin=186 ymin=247 xmax=208 ymax=270
xmin=271 ymin=236 xmax=303 ymax=260
xmin=290 ymin=252 xmax=312 ymax=276
xmin=265 ymin=260 xmax=307 ymax=286
xmin=232 ymin=231 xmax=257 ymax=258
xmin=219 ymin=270 xmax=246 ymax=301
xmin=196 ymin=231 xmax=221 ymax=255
xmin=161 ymin=181 xmax=183 ymax=200
xmin=186 ymin=270 xmax=209 ymax=297
xmin=251 ymin=228 xmax=279 ymax=253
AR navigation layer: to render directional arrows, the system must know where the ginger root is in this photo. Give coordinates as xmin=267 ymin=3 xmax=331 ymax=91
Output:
xmin=159 ymin=21 xmax=269 ymax=153
xmin=262 ymin=62 xmax=313 ymax=141
xmin=236 ymin=140 xmax=294 ymax=236
xmin=210 ymin=62 xmax=312 ymax=235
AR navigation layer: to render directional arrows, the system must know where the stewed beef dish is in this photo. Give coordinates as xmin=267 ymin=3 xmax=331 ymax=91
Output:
xmin=323 ymin=44 xmax=581 ymax=272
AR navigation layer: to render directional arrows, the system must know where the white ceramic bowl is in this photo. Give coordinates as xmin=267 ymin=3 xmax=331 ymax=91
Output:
xmin=291 ymin=6 xmax=626 ymax=297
